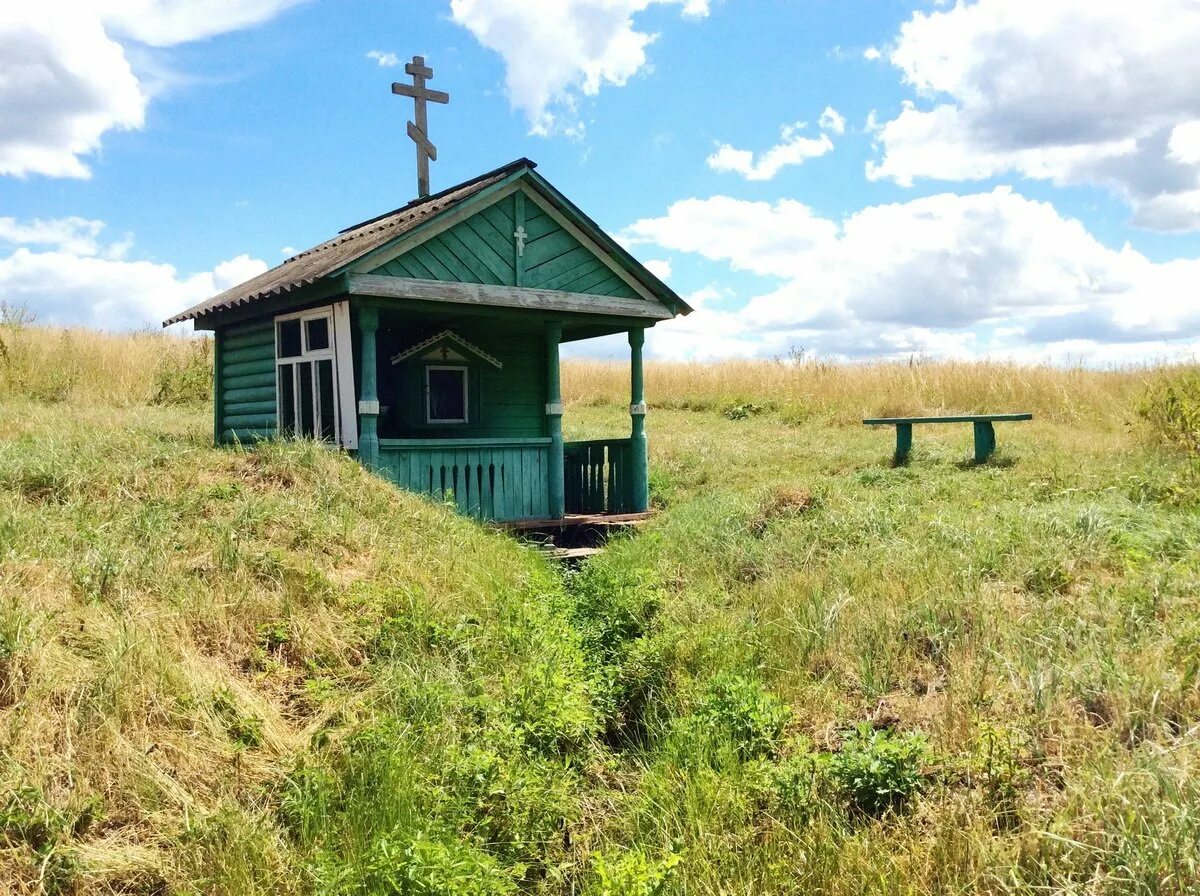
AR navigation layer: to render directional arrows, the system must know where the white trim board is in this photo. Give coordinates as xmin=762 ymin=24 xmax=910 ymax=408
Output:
xmin=348 ymin=274 xmax=673 ymax=320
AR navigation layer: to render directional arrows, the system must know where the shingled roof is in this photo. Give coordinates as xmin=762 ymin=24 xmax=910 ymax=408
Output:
xmin=162 ymin=159 xmax=534 ymax=326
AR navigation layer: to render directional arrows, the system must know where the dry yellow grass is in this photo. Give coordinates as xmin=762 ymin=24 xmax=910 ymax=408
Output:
xmin=561 ymin=357 xmax=1170 ymax=425
xmin=0 ymin=322 xmax=209 ymax=407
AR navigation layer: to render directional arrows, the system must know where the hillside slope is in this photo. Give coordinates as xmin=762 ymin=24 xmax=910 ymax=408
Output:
xmin=1 ymin=329 xmax=1199 ymax=894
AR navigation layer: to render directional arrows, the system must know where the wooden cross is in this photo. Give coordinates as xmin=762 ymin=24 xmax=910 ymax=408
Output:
xmin=391 ymin=55 xmax=449 ymax=198
xmin=513 ymin=225 xmax=527 ymax=256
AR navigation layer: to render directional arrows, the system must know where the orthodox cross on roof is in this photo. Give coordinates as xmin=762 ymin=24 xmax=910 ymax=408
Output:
xmin=391 ymin=55 xmax=449 ymax=199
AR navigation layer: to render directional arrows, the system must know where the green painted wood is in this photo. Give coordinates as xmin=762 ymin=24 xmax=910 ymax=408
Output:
xmin=222 ymin=331 xmax=273 ymax=352
xmin=446 ymin=220 xmax=514 ymax=283
xmin=216 ymin=318 xmax=276 ymax=444
xmin=523 ymin=229 xmax=579 ymax=269
xmin=973 ymin=420 xmax=997 ymax=463
xmin=463 ymin=211 xmax=514 ymax=263
xmin=222 ymin=413 xmax=277 ymax=429
xmin=223 ymin=371 xmax=276 ymax=391
xmin=374 ymin=439 xmax=550 ymax=520
xmin=545 ymin=321 xmax=564 ymax=520
xmin=595 ymin=278 xmax=641 ymax=299
xmin=550 ymin=260 xmax=608 ymax=293
xmin=895 ymin=422 xmax=913 ymax=462
xmin=358 ymin=305 xmax=380 ymax=469
xmin=434 ymin=230 xmax=501 ymax=285
xmin=222 ymin=399 xmax=276 ymax=415
xmin=628 ymin=328 xmax=649 ymax=513
xmin=525 ymin=247 xmax=597 ymax=289
xmin=522 ymin=209 xmax=556 ymax=241
xmin=221 ymin=344 xmax=276 ymax=366
xmin=480 ymin=197 xmax=513 ymax=230
xmin=379 ymin=437 xmax=551 ymax=447
xmin=421 ymin=236 xmax=480 ymax=283
xmin=221 ymin=427 xmax=275 ymax=442
xmin=513 ymin=191 xmax=525 ymax=287
xmin=213 ymin=328 xmax=224 ymax=446
xmin=368 ymin=187 xmax=651 ymax=302
xmin=223 ymin=358 xmax=274 ymax=379
xmin=439 ymin=225 xmax=508 ymax=285
xmin=863 ymin=414 xmax=1033 ymax=424
xmin=223 ymin=385 xmax=277 ymax=404
xmin=406 ymin=243 xmax=457 ymax=281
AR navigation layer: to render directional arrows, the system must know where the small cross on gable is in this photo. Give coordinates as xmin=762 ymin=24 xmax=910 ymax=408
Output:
xmin=513 ymin=225 xmax=527 ymax=257
xmin=391 ymin=55 xmax=450 ymax=198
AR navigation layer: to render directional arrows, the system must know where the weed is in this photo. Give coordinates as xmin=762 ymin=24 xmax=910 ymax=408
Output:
xmin=827 ymin=723 xmax=929 ymax=816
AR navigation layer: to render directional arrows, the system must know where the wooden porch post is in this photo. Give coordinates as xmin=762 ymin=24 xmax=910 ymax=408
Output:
xmin=357 ymin=306 xmax=380 ymax=469
xmin=546 ymin=321 xmax=565 ymax=519
xmin=628 ymin=327 xmax=649 ymax=512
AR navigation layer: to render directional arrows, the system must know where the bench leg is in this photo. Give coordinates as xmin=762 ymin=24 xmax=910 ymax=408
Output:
xmin=973 ymin=421 xmax=996 ymax=463
xmin=895 ymin=423 xmax=913 ymax=462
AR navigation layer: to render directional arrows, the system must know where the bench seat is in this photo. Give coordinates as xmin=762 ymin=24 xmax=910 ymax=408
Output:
xmin=863 ymin=413 xmax=1033 ymax=463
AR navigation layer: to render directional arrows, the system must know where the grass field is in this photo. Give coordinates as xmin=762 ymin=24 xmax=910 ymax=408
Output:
xmin=1 ymin=322 xmax=1198 ymax=894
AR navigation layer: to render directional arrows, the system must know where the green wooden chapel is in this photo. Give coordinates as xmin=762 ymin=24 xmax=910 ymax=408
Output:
xmin=164 ymin=158 xmax=691 ymax=522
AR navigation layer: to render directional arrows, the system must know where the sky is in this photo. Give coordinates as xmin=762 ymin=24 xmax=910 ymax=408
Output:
xmin=2 ymin=0 xmax=1200 ymax=364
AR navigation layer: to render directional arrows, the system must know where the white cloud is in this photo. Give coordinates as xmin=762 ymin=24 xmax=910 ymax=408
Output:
xmin=449 ymin=0 xmax=708 ymax=136
xmin=0 ymin=217 xmax=109 ymax=256
xmin=366 ymin=49 xmax=400 ymax=67
xmin=0 ymin=1 xmax=304 ymax=179
xmin=707 ymin=121 xmax=834 ymax=181
xmin=869 ymin=0 xmax=1200 ymax=230
xmin=818 ymin=106 xmax=845 ymax=136
xmin=643 ymin=258 xmax=671 ymax=280
xmin=863 ymin=46 xmax=881 ymax=61
xmin=627 ymin=189 xmax=1200 ymax=362
xmin=0 ymin=216 xmax=267 ymax=328
xmin=100 ymin=0 xmax=306 ymax=47
xmin=624 ymin=195 xmax=837 ymax=277
xmin=281 ymin=245 xmax=297 ymax=257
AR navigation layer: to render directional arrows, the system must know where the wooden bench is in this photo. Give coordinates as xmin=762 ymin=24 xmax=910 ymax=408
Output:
xmin=863 ymin=413 xmax=1033 ymax=463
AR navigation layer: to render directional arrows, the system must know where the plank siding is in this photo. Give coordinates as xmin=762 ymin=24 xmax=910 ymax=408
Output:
xmin=216 ymin=318 xmax=277 ymax=443
xmin=368 ymin=189 xmax=651 ymax=303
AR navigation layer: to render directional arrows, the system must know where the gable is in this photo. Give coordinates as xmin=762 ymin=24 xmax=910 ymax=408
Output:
xmin=390 ymin=329 xmax=504 ymax=368
xmin=369 ymin=188 xmax=644 ymax=301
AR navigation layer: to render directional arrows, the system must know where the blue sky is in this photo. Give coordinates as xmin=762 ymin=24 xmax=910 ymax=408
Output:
xmin=3 ymin=0 xmax=1200 ymax=363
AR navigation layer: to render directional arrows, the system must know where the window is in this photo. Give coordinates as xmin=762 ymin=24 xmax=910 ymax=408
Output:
xmin=426 ymin=365 xmax=468 ymax=423
xmin=276 ymin=308 xmax=341 ymax=442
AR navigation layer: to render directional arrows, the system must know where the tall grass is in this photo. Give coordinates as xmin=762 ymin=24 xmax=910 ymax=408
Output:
xmin=0 ymin=315 xmax=210 ymax=406
xmin=562 ymin=357 xmax=1179 ymax=425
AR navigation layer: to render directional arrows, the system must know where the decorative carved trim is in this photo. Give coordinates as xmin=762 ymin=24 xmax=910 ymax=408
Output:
xmin=358 ymin=399 xmax=380 ymax=415
xmin=390 ymin=329 xmax=504 ymax=368
xmin=545 ymin=402 xmax=564 ymax=415
xmin=629 ymin=402 xmax=648 ymax=416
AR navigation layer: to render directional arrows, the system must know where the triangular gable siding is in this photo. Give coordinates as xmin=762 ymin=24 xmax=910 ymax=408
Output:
xmin=372 ymin=193 xmax=642 ymax=299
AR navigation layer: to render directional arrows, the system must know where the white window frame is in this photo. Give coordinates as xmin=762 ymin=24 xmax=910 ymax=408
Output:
xmin=274 ymin=303 xmax=358 ymax=448
xmin=425 ymin=364 xmax=469 ymax=424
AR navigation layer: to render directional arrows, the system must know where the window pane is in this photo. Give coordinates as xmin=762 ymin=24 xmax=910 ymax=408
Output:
xmin=317 ymin=359 xmax=336 ymax=441
xmin=298 ymin=362 xmax=315 ymax=437
xmin=277 ymin=320 xmax=302 ymax=358
xmin=278 ymin=364 xmax=296 ymax=435
xmin=305 ymin=317 xmax=330 ymax=352
xmin=428 ymin=368 xmax=466 ymax=422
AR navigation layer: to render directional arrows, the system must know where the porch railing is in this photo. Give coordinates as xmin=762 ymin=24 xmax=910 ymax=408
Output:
xmin=563 ymin=438 xmax=633 ymax=515
xmin=377 ymin=438 xmax=551 ymax=521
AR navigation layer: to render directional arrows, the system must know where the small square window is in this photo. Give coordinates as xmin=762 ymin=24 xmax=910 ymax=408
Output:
xmin=427 ymin=366 xmax=467 ymax=423
xmin=305 ymin=317 xmax=330 ymax=352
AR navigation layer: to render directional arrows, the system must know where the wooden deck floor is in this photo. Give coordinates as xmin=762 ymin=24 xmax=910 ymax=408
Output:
xmin=499 ymin=511 xmax=654 ymax=531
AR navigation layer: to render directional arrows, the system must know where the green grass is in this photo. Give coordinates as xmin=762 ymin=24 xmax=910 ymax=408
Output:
xmin=1 ymin=365 xmax=1199 ymax=894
